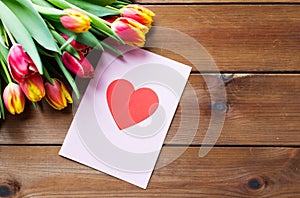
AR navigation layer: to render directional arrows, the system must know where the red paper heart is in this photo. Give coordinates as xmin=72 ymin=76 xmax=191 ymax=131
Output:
xmin=107 ymin=79 xmax=159 ymax=130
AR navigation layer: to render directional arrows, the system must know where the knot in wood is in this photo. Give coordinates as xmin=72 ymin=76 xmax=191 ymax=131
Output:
xmin=0 ymin=185 xmax=11 ymax=197
xmin=0 ymin=178 xmax=21 ymax=198
xmin=242 ymin=175 xmax=267 ymax=194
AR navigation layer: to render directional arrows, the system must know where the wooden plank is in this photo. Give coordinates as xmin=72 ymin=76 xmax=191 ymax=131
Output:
xmin=143 ymin=5 xmax=300 ymax=72
xmin=138 ymin=0 xmax=300 ymax=3
xmin=0 ymin=146 xmax=299 ymax=197
xmin=167 ymin=73 xmax=300 ymax=146
xmin=0 ymin=74 xmax=299 ymax=146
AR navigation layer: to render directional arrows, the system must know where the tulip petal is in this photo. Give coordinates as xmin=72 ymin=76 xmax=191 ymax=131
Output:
xmin=3 ymin=82 xmax=25 ymax=115
xmin=20 ymin=73 xmax=45 ymax=102
xmin=45 ymin=78 xmax=72 ymax=110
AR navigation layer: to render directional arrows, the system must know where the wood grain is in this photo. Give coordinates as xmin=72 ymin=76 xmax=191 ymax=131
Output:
xmin=0 ymin=146 xmax=299 ymax=197
xmin=143 ymin=5 xmax=300 ymax=72
xmin=0 ymin=74 xmax=299 ymax=145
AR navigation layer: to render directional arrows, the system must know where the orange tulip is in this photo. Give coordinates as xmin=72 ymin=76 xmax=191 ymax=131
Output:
xmin=3 ymin=82 xmax=25 ymax=115
xmin=45 ymin=79 xmax=72 ymax=110
xmin=120 ymin=5 xmax=155 ymax=27
xmin=60 ymin=9 xmax=91 ymax=33
xmin=20 ymin=73 xmax=45 ymax=102
xmin=111 ymin=17 xmax=149 ymax=47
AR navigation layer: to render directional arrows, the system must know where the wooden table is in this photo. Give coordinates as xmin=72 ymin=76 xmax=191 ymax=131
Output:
xmin=1 ymin=0 xmax=300 ymax=197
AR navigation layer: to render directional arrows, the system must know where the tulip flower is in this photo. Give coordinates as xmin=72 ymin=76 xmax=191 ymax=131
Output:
xmin=7 ymin=44 xmax=38 ymax=83
xmin=20 ymin=73 xmax=45 ymax=102
xmin=60 ymin=9 xmax=91 ymax=34
xmin=120 ymin=5 xmax=155 ymax=27
xmin=3 ymin=82 xmax=25 ymax=115
xmin=45 ymin=79 xmax=72 ymax=110
xmin=61 ymin=34 xmax=91 ymax=54
xmin=62 ymin=51 xmax=94 ymax=78
xmin=111 ymin=17 xmax=149 ymax=47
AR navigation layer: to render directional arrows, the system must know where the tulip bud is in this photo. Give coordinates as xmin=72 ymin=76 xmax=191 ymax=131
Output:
xmin=62 ymin=52 xmax=94 ymax=78
xmin=111 ymin=17 xmax=149 ymax=47
xmin=8 ymin=44 xmax=38 ymax=83
xmin=60 ymin=9 xmax=91 ymax=34
xmin=3 ymin=82 xmax=25 ymax=115
xmin=20 ymin=73 xmax=45 ymax=102
xmin=120 ymin=5 xmax=155 ymax=27
xmin=61 ymin=34 xmax=91 ymax=54
xmin=45 ymin=79 xmax=72 ymax=110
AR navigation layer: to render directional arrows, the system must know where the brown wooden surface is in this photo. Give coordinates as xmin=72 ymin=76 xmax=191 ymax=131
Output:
xmin=146 ymin=5 xmax=300 ymax=72
xmin=1 ymin=74 xmax=299 ymax=146
xmin=0 ymin=1 xmax=300 ymax=198
xmin=1 ymin=147 xmax=300 ymax=197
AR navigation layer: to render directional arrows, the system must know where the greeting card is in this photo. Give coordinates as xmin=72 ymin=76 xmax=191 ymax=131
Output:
xmin=59 ymin=46 xmax=191 ymax=189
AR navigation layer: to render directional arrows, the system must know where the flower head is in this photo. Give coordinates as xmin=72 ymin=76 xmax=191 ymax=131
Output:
xmin=62 ymin=51 xmax=94 ymax=78
xmin=45 ymin=78 xmax=72 ymax=110
xmin=20 ymin=73 xmax=45 ymax=102
xmin=8 ymin=44 xmax=38 ymax=83
xmin=111 ymin=17 xmax=149 ymax=47
xmin=3 ymin=82 xmax=25 ymax=115
xmin=60 ymin=9 xmax=91 ymax=34
xmin=120 ymin=5 xmax=155 ymax=27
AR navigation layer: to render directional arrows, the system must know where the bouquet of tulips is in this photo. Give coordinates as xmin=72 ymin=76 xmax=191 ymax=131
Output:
xmin=0 ymin=0 xmax=155 ymax=118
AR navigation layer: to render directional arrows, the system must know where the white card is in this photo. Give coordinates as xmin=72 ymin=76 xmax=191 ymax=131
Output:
xmin=59 ymin=46 xmax=191 ymax=189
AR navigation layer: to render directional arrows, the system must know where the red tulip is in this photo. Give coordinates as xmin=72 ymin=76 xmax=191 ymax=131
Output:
xmin=3 ymin=82 xmax=25 ymax=115
xmin=20 ymin=73 xmax=45 ymax=102
xmin=60 ymin=9 xmax=91 ymax=34
xmin=111 ymin=17 xmax=149 ymax=47
xmin=7 ymin=44 xmax=38 ymax=83
xmin=45 ymin=78 xmax=72 ymax=110
xmin=120 ymin=5 xmax=155 ymax=27
xmin=62 ymin=51 xmax=94 ymax=78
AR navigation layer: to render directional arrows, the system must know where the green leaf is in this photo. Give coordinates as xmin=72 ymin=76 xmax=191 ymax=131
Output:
xmin=38 ymin=47 xmax=55 ymax=57
xmin=3 ymin=0 xmax=60 ymax=53
xmin=0 ymin=80 xmax=5 ymax=119
xmin=50 ymin=29 xmax=80 ymax=59
xmin=0 ymin=1 xmax=43 ymax=74
xmin=42 ymin=66 xmax=53 ymax=84
xmin=76 ymin=32 xmax=104 ymax=51
xmin=0 ymin=43 xmax=8 ymax=64
xmin=84 ymin=0 xmax=116 ymax=6
xmin=65 ymin=0 xmax=120 ymax=17
xmin=0 ymin=59 xmax=9 ymax=84
xmin=33 ymin=4 xmax=66 ymax=22
xmin=54 ymin=53 xmax=80 ymax=99
xmin=31 ymin=0 xmax=55 ymax=7
xmin=0 ymin=22 xmax=8 ymax=47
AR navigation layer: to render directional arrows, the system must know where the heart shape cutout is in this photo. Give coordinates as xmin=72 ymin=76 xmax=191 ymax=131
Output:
xmin=107 ymin=79 xmax=159 ymax=130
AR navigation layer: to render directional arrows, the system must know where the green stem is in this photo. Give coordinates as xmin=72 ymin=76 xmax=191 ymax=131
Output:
xmin=0 ymin=59 xmax=12 ymax=83
xmin=3 ymin=23 xmax=16 ymax=45
xmin=59 ymin=34 xmax=76 ymax=51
